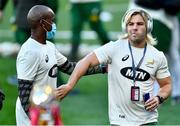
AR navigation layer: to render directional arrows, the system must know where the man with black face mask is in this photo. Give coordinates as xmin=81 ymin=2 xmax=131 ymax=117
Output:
xmin=16 ymin=5 xmax=107 ymax=125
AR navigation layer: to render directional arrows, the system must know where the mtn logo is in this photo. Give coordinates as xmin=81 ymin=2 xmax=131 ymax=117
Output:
xmin=120 ymin=67 xmax=150 ymax=81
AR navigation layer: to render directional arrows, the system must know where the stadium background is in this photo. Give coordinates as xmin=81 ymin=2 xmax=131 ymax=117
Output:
xmin=0 ymin=0 xmax=180 ymax=125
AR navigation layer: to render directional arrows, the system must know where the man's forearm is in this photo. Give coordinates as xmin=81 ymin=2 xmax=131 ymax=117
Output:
xmin=55 ymin=53 xmax=101 ymax=100
xmin=85 ymin=64 xmax=107 ymax=75
xmin=58 ymin=60 xmax=106 ymax=75
xmin=157 ymin=77 xmax=172 ymax=103
xmin=67 ymin=59 xmax=91 ymax=88
xmin=17 ymin=79 xmax=33 ymax=116
xmin=158 ymin=84 xmax=172 ymax=101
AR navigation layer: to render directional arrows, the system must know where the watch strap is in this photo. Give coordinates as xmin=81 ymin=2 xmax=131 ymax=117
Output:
xmin=156 ymin=95 xmax=164 ymax=104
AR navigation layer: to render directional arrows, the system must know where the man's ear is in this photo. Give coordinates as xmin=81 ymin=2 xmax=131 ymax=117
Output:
xmin=40 ymin=19 xmax=45 ymax=24
xmin=40 ymin=19 xmax=43 ymax=23
xmin=40 ymin=19 xmax=45 ymax=27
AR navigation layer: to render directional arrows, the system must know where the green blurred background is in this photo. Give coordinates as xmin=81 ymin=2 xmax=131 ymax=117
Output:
xmin=0 ymin=0 xmax=180 ymax=125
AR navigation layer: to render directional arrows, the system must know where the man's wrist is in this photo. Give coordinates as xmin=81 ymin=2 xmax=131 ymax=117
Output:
xmin=67 ymin=83 xmax=75 ymax=90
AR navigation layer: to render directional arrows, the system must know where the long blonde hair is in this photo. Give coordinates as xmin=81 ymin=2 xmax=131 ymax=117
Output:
xmin=120 ymin=9 xmax=157 ymax=45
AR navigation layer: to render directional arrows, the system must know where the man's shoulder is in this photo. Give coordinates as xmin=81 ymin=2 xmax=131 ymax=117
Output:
xmin=21 ymin=38 xmax=37 ymax=48
xmin=109 ymin=38 xmax=127 ymax=45
xmin=147 ymin=44 xmax=165 ymax=57
xmin=46 ymin=41 xmax=56 ymax=48
xmin=19 ymin=39 xmax=40 ymax=56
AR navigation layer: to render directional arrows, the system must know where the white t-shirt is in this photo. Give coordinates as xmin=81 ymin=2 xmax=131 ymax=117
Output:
xmin=94 ymin=39 xmax=170 ymax=125
xmin=16 ymin=38 xmax=67 ymax=125
xmin=70 ymin=0 xmax=100 ymax=3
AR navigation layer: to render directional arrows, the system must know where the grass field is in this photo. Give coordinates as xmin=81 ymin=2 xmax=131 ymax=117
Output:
xmin=0 ymin=0 xmax=180 ymax=125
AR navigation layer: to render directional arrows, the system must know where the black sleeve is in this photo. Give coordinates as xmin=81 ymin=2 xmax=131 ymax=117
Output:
xmin=163 ymin=0 xmax=180 ymax=15
xmin=18 ymin=79 xmax=33 ymax=117
xmin=58 ymin=60 xmax=76 ymax=75
xmin=0 ymin=0 xmax=8 ymax=10
xmin=0 ymin=89 xmax=5 ymax=110
xmin=85 ymin=64 xmax=107 ymax=75
xmin=135 ymin=0 xmax=162 ymax=10
xmin=58 ymin=60 xmax=107 ymax=75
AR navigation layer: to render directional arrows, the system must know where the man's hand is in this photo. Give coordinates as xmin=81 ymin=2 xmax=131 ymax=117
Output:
xmin=144 ymin=96 xmax=159 ymax=112
xmin=55 ymin=84 xmax=73 ymax=100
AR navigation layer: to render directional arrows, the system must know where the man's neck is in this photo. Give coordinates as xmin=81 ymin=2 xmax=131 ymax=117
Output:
xmin=129 ymin=40 xmax=146 ymax=48
xmin=31 ymin=30 xmax=46 ymax=44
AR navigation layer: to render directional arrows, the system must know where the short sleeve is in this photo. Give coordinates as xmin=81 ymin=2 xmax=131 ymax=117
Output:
xmin=16 ymin=50 xmax=40 ymax=80
xmin=55 ymin=48 xmax=67 ymax=66
xmin=156 ymin=52 xmax=171 ymax=79
xmin=94 ymin=42 xmax=114 ymax=64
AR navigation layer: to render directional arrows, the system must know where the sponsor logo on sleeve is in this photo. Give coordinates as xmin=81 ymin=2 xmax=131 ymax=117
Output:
xmin=48 ymin=64 xmax=58 ymax=78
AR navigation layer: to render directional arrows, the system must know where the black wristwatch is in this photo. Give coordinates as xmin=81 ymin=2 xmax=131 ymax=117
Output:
xmin=156 ymin=95 xmax=164 ymax=104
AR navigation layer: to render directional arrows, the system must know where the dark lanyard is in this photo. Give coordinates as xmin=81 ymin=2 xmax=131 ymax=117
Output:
xmin=128 ymin=42 xmax=147 ymax=85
